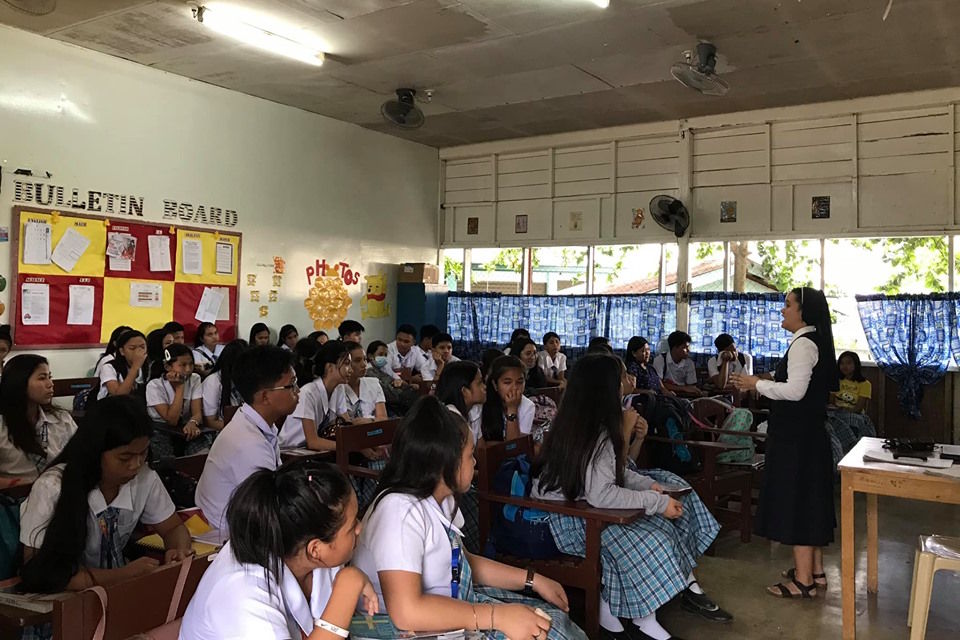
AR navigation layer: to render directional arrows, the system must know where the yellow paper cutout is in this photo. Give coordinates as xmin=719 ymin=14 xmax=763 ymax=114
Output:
xmin=361 ymin=274 xmax=390 ymax=319
xmin=304 ymin=276 xmax=352 ymax=330
xmin=259 ymin=305 xmax=269 ymax=317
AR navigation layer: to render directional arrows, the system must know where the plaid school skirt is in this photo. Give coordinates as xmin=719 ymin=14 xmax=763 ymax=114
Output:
xmin=546 ymin=469 xmax=720 ymax=619
xmin=474 ymin=586 xmax=588 ymax=640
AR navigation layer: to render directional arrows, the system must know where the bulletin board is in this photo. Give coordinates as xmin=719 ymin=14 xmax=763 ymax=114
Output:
xmin=10 ymin=207 xmax=242 ymax=348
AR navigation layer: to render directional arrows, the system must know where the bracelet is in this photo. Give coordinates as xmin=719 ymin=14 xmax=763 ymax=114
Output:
xmin=490 ymin=604 xmax=495 ymax=631
xmin=314 ymin=618 xmax=349 ymax=638
xmin=471 ymin=604 xmax=479 ymax=632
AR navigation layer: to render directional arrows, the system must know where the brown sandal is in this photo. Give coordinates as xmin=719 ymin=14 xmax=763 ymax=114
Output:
xmin=767 ymin=579 xmax=817 ymax=599
xmin=781 ymin=568 xmax=827 ymax=590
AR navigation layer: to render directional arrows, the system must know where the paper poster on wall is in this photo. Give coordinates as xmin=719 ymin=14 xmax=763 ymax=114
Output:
xmin=720 ymin=201 xmax=738 ymax=223
xmin=182 ymin=239 xmax=203 ymax=275
xmin=67 ymin=285 xmax=95 ymax=325
xmin=515 ymin=214 xmax=528 ymax=234
xmin=631 ymin=208 xmax=645 ymax=229
xmin=106 ymin=233 xmax=137 ymax=260
xmin=51 ymin=227 xmax=92 ymax=273
xmin=569 ymin=211 xmax=583 ymax=232
xmin=195 ymin=286 xmax=227 ymax=323
xmin=811 ymin=196 xmax=831 ymax=219
xmin=148 ymin=235 xmax=172 ymax=272
xmin=130 ymin=282 xmax=163 ymax=308
xmin=466 ymin=217 xmax=479 ymax=235
xmin=109 ymin=256 xmax=132 ymax=271
xmin=23 ymin=221 xmax=52 ymax=265
xmin=20 ymin=282 xmax=49 ymax=325
xmin=215 ymin=241 xmax=234 ymax=275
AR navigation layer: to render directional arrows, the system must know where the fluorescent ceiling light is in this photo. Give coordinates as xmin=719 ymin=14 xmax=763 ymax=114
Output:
xmin=195 ymin=5 xmax=325 ymax=66
xmin=591 ymin=0 xmax=610 ymax=7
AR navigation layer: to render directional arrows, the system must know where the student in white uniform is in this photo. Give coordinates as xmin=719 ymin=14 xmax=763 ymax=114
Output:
xmin=707 ymin=333 xmax=753 ymax=390
xmin=538 ymin=332 xmax=567 ymax=387
xmin=249 ymin=322 xmax=272 ymax=347
xmin=278 ymin=324 xmax=299 ymax=351
xmin=201 ymin=339 xmax=248 ymax=432
xmin=435 ymin=361 xmax=485 ymax=444
xmin=180 ymin=460 xmax=377 ymax=640
xmin=0 ymin=355 xmax=78 ymax=484
xmin=330 ymin=342 xmax=387 ymax=424
xmin=416 ymin=324 xmax=440 ymax=362
xmin=192 ymin=321 xmax=225 ymax=377
xmin=146 ymin=343 xmax=210 ymax=460
xmin=386 ymin=324 xmax=426 ymax=383
xmin=353 ymin=397 xmax=585 ymax=640
xmin=19 ymin=396 xmax=192 ymax=594
xmin=195 ymin=346 xmax=300 ymax=533
xmin=337 ymin=320 xmax=365 ymax=346
xmin=480 ymin=356 xmax=536 ymax=443
xmin=97 ymin=329 xmax=148 ymax=401
xmin=420 ymin=333 xmax=460 ymax=382
xmin=651 ymin=331 xmax=703 ymax=397
xmin=279 ymin=341 xmax=348 ymax=451
xmin=93 ymin=325 xmax=132 ymax=378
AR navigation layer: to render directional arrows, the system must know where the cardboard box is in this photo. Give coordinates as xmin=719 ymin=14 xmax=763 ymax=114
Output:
xmin=398 ymin=262 xmax=440 ymax=284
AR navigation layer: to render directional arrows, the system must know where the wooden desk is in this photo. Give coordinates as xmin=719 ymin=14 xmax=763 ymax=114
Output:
xmin=838 ymin=437 xmax=960 ymax=640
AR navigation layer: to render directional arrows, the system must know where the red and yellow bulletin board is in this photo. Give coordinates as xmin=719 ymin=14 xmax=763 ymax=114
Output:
xmin=11 ymin=206 xmax=241 ymax=348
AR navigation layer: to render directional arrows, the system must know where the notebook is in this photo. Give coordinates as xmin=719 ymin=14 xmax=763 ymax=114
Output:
xmin=136 ymin=514 xmax=221 ymax=555
xmin=349 ymin=615 xmax=466 ymax=640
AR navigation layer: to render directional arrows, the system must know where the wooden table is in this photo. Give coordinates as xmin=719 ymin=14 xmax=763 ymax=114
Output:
xmin=838 ymin=437 xmax=960 ymax=640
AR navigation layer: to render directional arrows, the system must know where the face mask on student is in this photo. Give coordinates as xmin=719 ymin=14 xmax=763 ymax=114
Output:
xmin=374 ymin=355 xmax=389 ymax=369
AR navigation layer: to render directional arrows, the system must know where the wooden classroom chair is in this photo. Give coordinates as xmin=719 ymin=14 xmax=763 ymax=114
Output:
xmin=334 ymin=418 xmax=400 ymax=480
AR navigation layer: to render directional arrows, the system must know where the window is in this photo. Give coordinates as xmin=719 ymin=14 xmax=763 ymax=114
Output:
xmin=530 ymin=246 xmax=588 ymax=295
xmin=442 ymin=248 xmax=465 ymax=291
xmin=689 ymin=241 xmax=727 ymax=292
xmin=469 ymin=248 xmax=523 ymax=294
xmin=661 ymin=243 xmax=680 ymax=293
xmin=592 ymin=244 xmax=671 ymax=294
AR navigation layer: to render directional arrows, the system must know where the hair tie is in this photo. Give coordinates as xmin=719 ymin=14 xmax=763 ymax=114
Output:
xmin=307 ymin=475 xmax=313 ymax=483
xmin=164 ymin=348 xmax=171 ymax=362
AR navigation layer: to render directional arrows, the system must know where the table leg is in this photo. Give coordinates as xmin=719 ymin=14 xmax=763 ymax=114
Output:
xmin=841 ymin=472 xmax=856 ymax=640
xmin=867 ymin=493 xmax=878 ymax=594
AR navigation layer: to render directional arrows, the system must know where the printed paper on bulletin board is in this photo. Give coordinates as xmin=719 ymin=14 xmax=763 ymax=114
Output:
xmin=172 ymin=282 xmax=239 ymax=343
xmin=174 ymin=229 xmax=239 ymax=286
xmin=17 ymin=210 xmax=107 ymax=277
xmin=15 ymin=274 xmax=105 ymax=346
xmin=103 ymin=221 xmax=178 ymax=281
xmin=100 ymin=278 xmax=176 ymax=342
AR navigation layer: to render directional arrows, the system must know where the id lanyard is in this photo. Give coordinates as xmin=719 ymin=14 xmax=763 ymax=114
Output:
xmin=450 ymin=534 xmax=462 ymax=599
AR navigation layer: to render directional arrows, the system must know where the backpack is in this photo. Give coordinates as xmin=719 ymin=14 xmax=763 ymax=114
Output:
xmin=74 ymin=380 xmax=102 ymax=412
xmin=150 ymin=459 xmax=198 ymax=509
xmin=630 ymin=393 xmax=702 ymax=475
xmin=485 ymin=453 xmax=560 ymax=560
xmin=527 ymin=395 xmax=558 ymax=444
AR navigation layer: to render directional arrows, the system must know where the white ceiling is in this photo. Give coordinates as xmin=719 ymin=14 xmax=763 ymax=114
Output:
xmin=3 ymin=0 xmax=960 ymax=147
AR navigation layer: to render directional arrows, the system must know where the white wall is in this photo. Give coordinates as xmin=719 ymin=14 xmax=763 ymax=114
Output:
xmin=0 ymin=25 xmax=439 ymax=377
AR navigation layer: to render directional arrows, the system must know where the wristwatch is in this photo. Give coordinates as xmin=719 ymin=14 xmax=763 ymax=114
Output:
xmin=524 ymin=567 xmax=536 ymax=593
xmin=505 ymin=413 xmax=519 ymax=422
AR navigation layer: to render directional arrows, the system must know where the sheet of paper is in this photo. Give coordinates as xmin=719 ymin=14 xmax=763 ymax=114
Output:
xmin=22 ymin=221 xmax=52 ymax=265
xmin=67 ymin=285 xmax=95 ymax=325
xmin=109 ymin=256 xmax=132 ymax=271
xmin=215 ymin=241 xmax=233 ymax=275
xmin=148 ymin=235 xmax=172 ymax=272
xmin=130 ymin=282 xmax=163 ymax=308
xmin=51 ymin=227 xmax=91 ymax=273
xmin=106 ymin=232 xmax=137 ymax=260
xmin=182 ymin=238 xmax=203 ymax=275
xmin=195 ymin=286 xmax=226 ymax=323
xmin=212 ymin=286 xmax=231 ymax=321
xmin=20 ymin=283 xmax=50 ymax=325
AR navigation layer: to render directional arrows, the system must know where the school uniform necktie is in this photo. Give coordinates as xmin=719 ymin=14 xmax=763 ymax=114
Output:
xmin=97 ymin=507 xmax=125 ymax=569
xmin=351 ymin=399 xmax=363 ymax=419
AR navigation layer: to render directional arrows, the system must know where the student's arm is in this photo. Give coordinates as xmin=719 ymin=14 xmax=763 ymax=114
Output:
xmin=201 ymin=376 xmax=225 ymax=431
xmin=309 ymin=567 xmax=378 ymax=639
xmin=150 ymin=513 xmax=193 ymax=563
xmin=374 ymin=402 xmax=388 ymax=421
xmin=302 ymin=418 xmax=337 ymax=452
xmin=852 ymin=396 xmax=869 ymax=413
xmin=184 ymin=398 xmax=203 ymax=440
xmin=22 ymin=546 xmax=160 ymax=590
xmin=105 ymin=358 xmax=145 ymax=396
xmin=152 ymin=379 xmax=186 ymax=426
xmin=465 ymin=552 xmax=569 ymax=611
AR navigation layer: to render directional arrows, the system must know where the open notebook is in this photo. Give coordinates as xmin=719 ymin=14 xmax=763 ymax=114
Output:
xmin=136 ymin=513 xmax=220 ymax=555
xmin=349 ymin=615 xmax=467 ymax=640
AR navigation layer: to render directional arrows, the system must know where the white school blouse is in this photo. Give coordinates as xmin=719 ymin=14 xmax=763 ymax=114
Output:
xmin=200 ymin=371 xmax=243 ymax=420
xmin=278 ymin=380 xmax=331 ymax=449
xmin=386 ymin=341 xmax=427 ymax=380
xmin=19 ymin=463 xmax=175 ymax=566
xmin=516 ymin=395 xmax=536 ymax=436
xmin=353 ymin=492 xmax=464 ymax=612
xmin=97 ymin=360 xmax=146 ymax=400
xmin=445 ymin=404 xmax=483 ymax=444
xmin=330 ymin=379 xmax=385 ymax=420
xmin=0 ymin=409 xmax=77 ymax=481
xmin=179 ymin=541 xmax=340 ymax=640
xmin=195 ymin=405 xmax=281 ymax=533
xmin=146 ymin=374 xmax=203 ymax=423
xmin=192 ymin=344 xmax=224 ymax=369
xmin=706 ymin=352 xmax=754 ymax=379
xmin=420 ymin=354 xmax=461 ymax=382
xmin=537 ymin=351 xmax=567 ymax=377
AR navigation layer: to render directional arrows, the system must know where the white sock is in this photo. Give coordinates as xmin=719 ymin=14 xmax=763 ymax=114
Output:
xmin=599 ymin=597 xmax=624 ymax=632
xmin=686 ymin=572 xmax=704 ymax=595
xmin=631 ymin=612 xmax=670 ymax=640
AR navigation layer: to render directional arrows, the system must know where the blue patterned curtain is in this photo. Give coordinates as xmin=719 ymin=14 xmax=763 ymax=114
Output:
xmin=688 ymin=292 xmax=791 ymax=374
xmin=856 ymin=294 xmax=953 ymax=419
xmin=447 ymin=293 xmax=676 ymax=365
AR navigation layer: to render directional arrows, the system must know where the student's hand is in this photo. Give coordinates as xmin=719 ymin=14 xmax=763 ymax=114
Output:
xmin=183 ymin=421 xmax=201 ymax=440
xmin=361 ymin=447 xmax=384 ymax=460
xmin=663 ymin=497 xmax=684 ymax=519
xmin=123 ymin=556 xmax=160 ymax=579
xmin=502 ymin=386 xmax=523 ymax=411
xmin=130 ymin=351 xmax=148 ymax=371
xmin=633 ymin=415 xmax=649 ymax=440
xmin=621 ymin=408 xmax=640 ymax=440
xmin=730 ymin=373 xmax=759 ymax=392
xmin=650 ymin=482 xmax=664 ymax=493
xmin=164 ymin=548 xmax=193 ymax=564
xmin=359 ymin=575 xmax=380 ymax=616
xmin=532 ymin=574 xmax=569 ymax=612
xmin=494 ymin=604 xmax=551 ymax=640
xmin=391 ymin=378 xmax=404 ymax=388
xmin=165 ymin=370 xmax=184 ymax=385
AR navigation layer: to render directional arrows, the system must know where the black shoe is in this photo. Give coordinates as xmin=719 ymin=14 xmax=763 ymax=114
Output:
xmin=600 ymin=627 xmax=631 ymax=640
xmin=679 ymin=587 xmax=734 ymax=623
xmin=620 ymin=620 xmax=685 ymax=640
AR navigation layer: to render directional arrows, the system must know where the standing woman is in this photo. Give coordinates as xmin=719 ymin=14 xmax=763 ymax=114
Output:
xmin=731 ymin=287 xmax=838 ymax=599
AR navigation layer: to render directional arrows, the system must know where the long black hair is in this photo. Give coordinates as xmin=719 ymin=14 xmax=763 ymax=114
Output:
xmin=277 ymin=324 xmax=298 ymax=347
xmin=107 ymin=329 xmax=146 ymax=382
xmin=100 ymin=325 xmax=132 ymax=360
xmin=436 ymin=360 xmax=482 ymax=418
xmin=146 ymin=328 xmax=174 ymax=380
xmin=210 ymin=340 xmax=248 ymax=414
xmin=0 ymin=355 xmax=57 ymax=458
xmin=536 ymin=354 xmax=627 ymax=501
xmin=372 ymin=396 xmax=469 ymax=511
xmin=791 ymin=287 xmax=840 ymax=392
xmin=480 ymin=355 xmax=525 ymax=442
xmin=837 ymin=350 xmax=865 ymax=383
xmin=249 ymin=322 xmax=270 ymax=345
xmin=227 ymin=459 xmax=351 ymax=595
xmin=160 ymin=343 xmax=194 ymax=371
xmin=624 ymin=336 xmax=648 ymax=368
xmin=293 ymin=338 xmax=320 ymax=384
xmin=194 ymin=322 xmax=217 ymax=349
xmin=20 ymin=396 xmax=154 ymax=593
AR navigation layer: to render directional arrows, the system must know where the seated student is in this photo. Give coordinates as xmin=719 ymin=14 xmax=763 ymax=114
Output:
xmin=625 ymin=336 xmax=675 ymax=397
xmin=436 ymin=361 xmax=486 ymax=444
xmin=480 ymin=348 xmax=504 ymax=380
xmin=707 ymin=333 xmax=753 ymax=390
xmin=831 ymin=351 xmax=871 ymax=414
xmin=293 ymin=337 xmax=321 ymax=386
xmin=192 ymin=321 xmax=224 ymax=377
xmin=0 ymin=355 xmax=78 ymax=484
xmin=353 ymin=397 xmax=584 ymax=640
xmin=338 ymin=320 xmax=365 ymax=346
xmin=20 ymin=396 xmax=192 ymax=595
xmin=278 ymin=324 xmax=299 ymax=351
xmin=421 ymin=333 xmax=460 ymax=382
xmin=0 ymin=325 xmax=11 ymax=372
xmin=387 ymin=324 xmax=426 ymax=383
xmin=503 ymin=327 xmax=530 ymax=355
xmin=652 ymin=331 xmax=703 ymax=397
xmin=538 ymin=332 xmax=567 ymax=386
xmin=307 ymin=330 xmax=329 ymax=345
xmin=480 ymin=356 xmax=536 ymax=442
xmin=417 ymin=324 xmax=440 ymax=361
xmin=195 ymin=346 xmax=299 ymax=533
xmin=279 ymin=341 xmax=347 ymax=452
xmin=201 ymin=340 xmax=248 ymax=432
xmin=94 ymin=325 xmax=132 ymax=378
xmin=532 ymin=354 xmax=730 ymax=640
xmin=97 ymin=329 xmax=148 ymax=401
xmin=249 ymin=322 xmax=272 ymax=347
xmin=146 ymin=343 xmax=210 ymax=460
xmin=330 ymin=342 xmax=387 ymax=424
xmin=511 ymin=337 xmax=549 ymax=390
xmin=146 ymin=327 xmax=176 ymax=380
xmin=588 ymin=336 xmax=613 ymax=354
xmin=366 ymin=341 xmax=419 ymax=416
xmin=180 ymin=460 xmax=377 ymax=640
xmin=162 ymin=321 xmax=186 ymax=345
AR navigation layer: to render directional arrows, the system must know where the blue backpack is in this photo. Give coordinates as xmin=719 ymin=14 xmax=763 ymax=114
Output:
xmin=485 ymin=453 xmax=560 ymax=560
